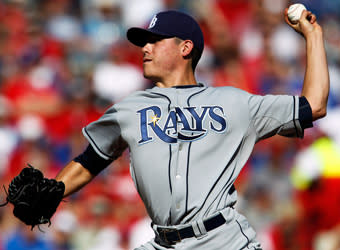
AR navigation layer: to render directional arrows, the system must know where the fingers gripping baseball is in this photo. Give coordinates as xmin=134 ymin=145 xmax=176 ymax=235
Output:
xmin=285 ymin=7 xmax=319 ymax=37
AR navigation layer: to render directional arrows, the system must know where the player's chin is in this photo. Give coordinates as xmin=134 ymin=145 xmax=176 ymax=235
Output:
xmin=143 ymin=69 xmax=159 ymax=82
xmin=143 ymin=71 xmax=151 ymax=80
xmin=143 ymin=74 xmax=160 ymax=83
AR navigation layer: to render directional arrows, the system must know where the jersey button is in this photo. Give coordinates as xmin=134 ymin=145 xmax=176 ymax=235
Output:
xmin=179 ymin=144 xmax=183 ymax=150
xmin=176 ymin=175 xmax=181 ymax=179
xmin=176 ymin=203 xmax=180 ymax=209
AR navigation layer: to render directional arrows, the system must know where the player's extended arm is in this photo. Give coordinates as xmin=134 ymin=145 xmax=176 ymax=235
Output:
xmin=285 ymin=9 xmax=329 ymax=121
xmin=55 ymin=161 xmax=95 ymax=197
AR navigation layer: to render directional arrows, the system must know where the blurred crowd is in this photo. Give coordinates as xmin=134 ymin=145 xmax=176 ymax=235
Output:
xmin=0 ymin=0 xmax=339 ymax=249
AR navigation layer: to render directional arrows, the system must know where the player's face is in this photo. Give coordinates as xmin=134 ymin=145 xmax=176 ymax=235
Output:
xmin=142 ymin=36 xmax=183 ymax=82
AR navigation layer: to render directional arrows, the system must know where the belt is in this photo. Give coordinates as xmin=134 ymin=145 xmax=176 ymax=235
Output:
xmin=157 ymin=213 xmax=226 ymax=244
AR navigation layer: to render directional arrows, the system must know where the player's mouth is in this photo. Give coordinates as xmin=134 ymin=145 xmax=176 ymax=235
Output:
xmin=143 ymin=58 xmax=152 ymax=63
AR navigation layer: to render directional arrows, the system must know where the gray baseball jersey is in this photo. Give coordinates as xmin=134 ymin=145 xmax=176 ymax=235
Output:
xmin=83 ymin=84 xmax=302 ymax=249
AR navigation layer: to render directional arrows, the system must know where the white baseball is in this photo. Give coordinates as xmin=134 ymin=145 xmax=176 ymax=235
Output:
xmin=287 ymin=3 xmax=307 ymax=23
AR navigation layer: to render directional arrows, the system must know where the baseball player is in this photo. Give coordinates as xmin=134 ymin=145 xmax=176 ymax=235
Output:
xmin=52 ymin=8 xmax=329 ymax=250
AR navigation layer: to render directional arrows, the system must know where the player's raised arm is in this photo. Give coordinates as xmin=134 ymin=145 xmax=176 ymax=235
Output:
xmin=285 ymin=6 xmax=330 ymax=121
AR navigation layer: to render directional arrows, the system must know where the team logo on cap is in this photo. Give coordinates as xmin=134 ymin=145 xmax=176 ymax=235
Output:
xmin=148 ymin=15 xmax=158 ymax=29
xmin=137 ymin=106 xmax=227 ymax=144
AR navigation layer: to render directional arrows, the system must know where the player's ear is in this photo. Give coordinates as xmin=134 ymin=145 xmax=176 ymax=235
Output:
xmin=181 ymin=40 xmax=194 ymax=57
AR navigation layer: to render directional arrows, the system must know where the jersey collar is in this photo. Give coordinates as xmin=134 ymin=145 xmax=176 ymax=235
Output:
xmin=172 ymin=83 xmax=204 ymax=88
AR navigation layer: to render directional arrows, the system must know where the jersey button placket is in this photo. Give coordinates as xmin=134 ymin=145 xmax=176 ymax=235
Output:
xmin=175 ymin=172 xmax=182 ymax=210
xmin=171 ymin=142 xmax=186 ymax=216
xmin=170 ymin=91 xmax=187 ymax=219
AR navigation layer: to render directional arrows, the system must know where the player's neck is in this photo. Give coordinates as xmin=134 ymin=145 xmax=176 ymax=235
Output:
xmin=155 ymin=69 xmax=197 ymax=88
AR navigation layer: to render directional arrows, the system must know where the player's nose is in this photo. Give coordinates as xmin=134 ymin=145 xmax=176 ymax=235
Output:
xmin=142 ymin=43 xmax=152 ymax=54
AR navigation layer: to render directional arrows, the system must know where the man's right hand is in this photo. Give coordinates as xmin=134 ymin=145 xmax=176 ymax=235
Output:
xmin=284 ymin=9 xmax=320 ymax=39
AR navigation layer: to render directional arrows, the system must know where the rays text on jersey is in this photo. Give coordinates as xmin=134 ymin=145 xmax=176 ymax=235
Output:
xmin=137 ymin=106 xmax=227 ymax=144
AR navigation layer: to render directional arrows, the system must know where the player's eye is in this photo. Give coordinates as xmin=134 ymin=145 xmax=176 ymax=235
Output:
xmin=146 ymin=35 xmax=164 ymax=44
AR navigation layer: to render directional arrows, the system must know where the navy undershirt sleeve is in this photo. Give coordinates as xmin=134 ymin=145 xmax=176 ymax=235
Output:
xmin=73 ymin=144 xmax=113 ymax=176
xmin=299 ymin=96 xmax=313 ymax=129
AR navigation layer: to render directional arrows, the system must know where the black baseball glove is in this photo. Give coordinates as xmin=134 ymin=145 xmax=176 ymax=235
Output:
xmin=0 ymin=164 xmax=65 ymax=230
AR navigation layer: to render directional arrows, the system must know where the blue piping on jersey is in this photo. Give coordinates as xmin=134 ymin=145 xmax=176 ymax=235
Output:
xmin=202 ymin=167 xmax=237 ymax=218
xmin=203 ymin=142 xmax=241 ymax=216
xmin=186 ymin=88 xmax=208 ymax=106
xmin=83 ymin=127 xmax=113 ymax=160
xmin=185 ymin=141 xmax=192 ymax=213
xmin=292 ymin=96 xmax=298 ymax=137
xmin=172 ymin=83 xmax=204 ymax=89
xmin=236 ymin=220 xmax=251 ymax=249
xmin=197 ymin=141 xmax=241 ymax=219
xmin=168 ymin=144 xmax=172 ymax=193
xmin=216 ymin=181 xmax=237 ymax=211
xmin=185 ymin=87 xmax=207 ymax=214
xmin=183 ymin=87 xmax=208 ymax=217
xmin=150 ymin=92 xmax=173 ymax=196
xmin=151 ymin=88 xmax=209 ymax=221
xmin=150 ymin=92 xmax=172 ymax=112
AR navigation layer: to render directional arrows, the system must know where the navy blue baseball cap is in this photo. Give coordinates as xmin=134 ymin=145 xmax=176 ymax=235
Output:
xmin=127 ymin=10 xmax=204 ymax=55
